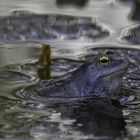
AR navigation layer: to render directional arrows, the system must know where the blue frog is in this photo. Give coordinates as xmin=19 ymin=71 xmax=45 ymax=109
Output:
xmin=28 ymin=54 xmax=130 ymax=98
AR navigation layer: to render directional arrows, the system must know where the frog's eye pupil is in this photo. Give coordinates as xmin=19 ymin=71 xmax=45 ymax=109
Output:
xmin=99 ymin=56 xmax=110 ymax=67
xmin=100 ymin=59 xmax=108 ymax=63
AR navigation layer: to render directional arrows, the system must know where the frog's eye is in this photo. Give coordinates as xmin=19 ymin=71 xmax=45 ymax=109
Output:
xmin=99 ymin=55 xmax=110 ymax=67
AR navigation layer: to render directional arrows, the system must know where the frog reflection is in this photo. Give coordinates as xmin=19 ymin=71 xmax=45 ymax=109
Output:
xmin=0 ymin=97 xmax=125 ymax=139
xmin=55 ymin=97 xmax=126 ymax=136
xmin=30 ymin=97 xmax=125 ymax=137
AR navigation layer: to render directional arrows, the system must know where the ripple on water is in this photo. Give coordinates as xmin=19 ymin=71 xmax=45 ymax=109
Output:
xmin=20 ymin=59 xmax=83 ymax=78
xmin=0 ymin=46 xmax=139 ymax=140
xmin=119 ymin=24 xmax=140 ymax=44
xmin=1 ymin=89 xmax=121 ymax=140
xmin=0 ymin=69 xmax=34 ymax=81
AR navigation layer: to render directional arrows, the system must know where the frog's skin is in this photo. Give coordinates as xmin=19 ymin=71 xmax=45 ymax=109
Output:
xmin=27 ymin=54 xmax=130 ymax=98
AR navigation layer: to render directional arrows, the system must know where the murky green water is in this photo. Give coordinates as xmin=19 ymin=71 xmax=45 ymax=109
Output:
xmin=0 ymin=0 xmax=140 ymax=140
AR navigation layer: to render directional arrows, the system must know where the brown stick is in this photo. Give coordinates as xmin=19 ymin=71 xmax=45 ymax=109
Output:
xmin=37 ymin=44 xmax=51 ymax=80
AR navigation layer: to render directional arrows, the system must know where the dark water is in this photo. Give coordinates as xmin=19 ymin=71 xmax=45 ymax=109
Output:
xmin=0 ymin=0 xmax=140 ymax=140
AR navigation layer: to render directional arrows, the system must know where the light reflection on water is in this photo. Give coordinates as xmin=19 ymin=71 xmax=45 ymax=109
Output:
xmin=0 ymin=0 xmax=139 ymax=140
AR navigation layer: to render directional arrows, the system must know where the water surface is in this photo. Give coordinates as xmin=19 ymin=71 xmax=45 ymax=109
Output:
xmin=0 ymin=0 xmax=140 ymax=140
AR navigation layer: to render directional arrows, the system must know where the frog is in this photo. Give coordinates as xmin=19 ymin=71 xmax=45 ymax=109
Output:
xmin=26 ymin=53 xmax=130 ymax=98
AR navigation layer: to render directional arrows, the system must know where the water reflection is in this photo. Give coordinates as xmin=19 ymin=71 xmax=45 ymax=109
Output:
xmin=120 ymin=0 xmax=140 ymax=21
xmin=0 ymin=13 xmax=111 ymax=42
xmin=0 ymin=0 xmax=139 ymax=139
xmin=118 ymin=0 xmax=140 ymax=44
xmin=55 ymin=97 xmax=126 ymax=137
xmin=130 ymin=0 xmax=140 ymax=21
xmin=0 ymin=95 xmax=126 ymax=139
xmin=0 ymin=42 xmax=139 ymax=140
xmin=37 ymin=44 xmax=51 ymax=80
xmin=56 ymin=0 xmax=88 ymax=8
xmin=120 ymin=25 xmax=140 ymax=44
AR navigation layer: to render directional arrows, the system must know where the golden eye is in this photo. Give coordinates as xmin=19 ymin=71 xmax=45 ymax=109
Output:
xmin=99 ymin=55 xmax=110 ymax=67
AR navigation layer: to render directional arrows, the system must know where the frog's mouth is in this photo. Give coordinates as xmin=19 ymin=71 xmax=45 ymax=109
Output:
xmin=101 ymin=60 xmax=130 ymax=78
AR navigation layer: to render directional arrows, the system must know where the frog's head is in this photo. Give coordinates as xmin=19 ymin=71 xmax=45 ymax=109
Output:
xmin=72 ymin=54 xmax=130 ymax=97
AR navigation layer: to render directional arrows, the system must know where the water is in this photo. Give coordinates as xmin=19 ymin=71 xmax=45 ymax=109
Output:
xmin=0 ymin=0 xmax=139 ymax=140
